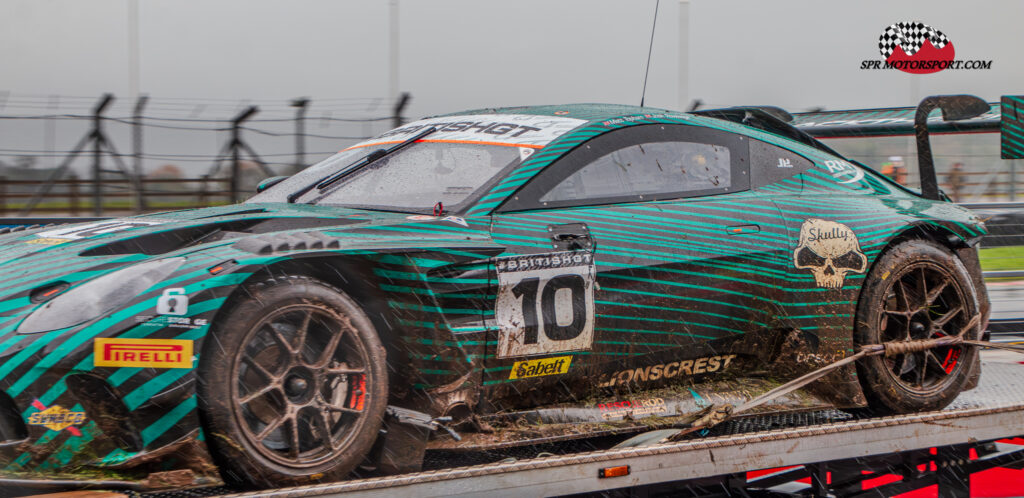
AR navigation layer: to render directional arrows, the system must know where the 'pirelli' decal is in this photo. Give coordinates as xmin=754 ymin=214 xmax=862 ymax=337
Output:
xmin=94 ymin=338 xmax=193 ymax=369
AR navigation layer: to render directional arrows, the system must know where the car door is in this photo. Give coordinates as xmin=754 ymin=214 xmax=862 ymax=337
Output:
xmin=483 ymin=123 xmax=788 ymax=410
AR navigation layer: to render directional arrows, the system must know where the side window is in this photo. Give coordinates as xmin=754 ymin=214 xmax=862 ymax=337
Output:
xmin=750 ymin=139 xmax=813 ymax=189
xmin=499 ymin=124 xmax=748 ymax=212
xmin=540 ymin=142 xmax=731 ymax=203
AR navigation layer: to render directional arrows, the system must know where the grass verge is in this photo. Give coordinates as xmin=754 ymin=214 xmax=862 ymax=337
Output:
xmin=979 ymin=245 xmax=1024 ymax=272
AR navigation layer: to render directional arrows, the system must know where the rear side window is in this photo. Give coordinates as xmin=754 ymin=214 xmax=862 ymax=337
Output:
xmin=499 ymin=124 xmax=748 ymax=212
xmin=750 ymin=139 xmax=813 ymax=189
xmin=540 ymin=141 xmax=731 ymax=203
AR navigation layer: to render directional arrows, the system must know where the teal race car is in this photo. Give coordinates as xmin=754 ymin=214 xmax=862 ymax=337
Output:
xmin=0 ymin=98 xmax=990 ymax=492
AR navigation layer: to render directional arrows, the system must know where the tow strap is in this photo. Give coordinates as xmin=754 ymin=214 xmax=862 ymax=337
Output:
xmin=666 ymin=314 xmax=1023 ymax=441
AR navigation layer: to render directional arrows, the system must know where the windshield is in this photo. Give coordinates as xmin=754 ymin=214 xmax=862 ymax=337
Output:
xmin=306 ymin=142 xmax=524 ymax=212
xmin=249 ymin=113 xmax=587 ymax=212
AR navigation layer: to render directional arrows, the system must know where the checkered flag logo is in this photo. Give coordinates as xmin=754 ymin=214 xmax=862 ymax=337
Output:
xmin=878 ymin=22 xmax=950 ymax=58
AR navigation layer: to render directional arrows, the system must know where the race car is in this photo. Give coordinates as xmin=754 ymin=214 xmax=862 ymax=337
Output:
xmin=0 ymin=99 xmax=990 ymax=491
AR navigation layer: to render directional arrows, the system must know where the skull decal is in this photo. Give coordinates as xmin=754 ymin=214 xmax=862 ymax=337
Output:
xmin=793 ymin=219 xmax=868 ymax=289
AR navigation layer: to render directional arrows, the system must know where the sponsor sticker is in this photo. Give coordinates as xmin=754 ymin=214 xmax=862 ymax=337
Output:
xmin=598 ymin=397 xmax=668 ymax=420
xmin=442 ymin=216 xmax=469 ymax=227
xmin=822 ymin=159 xmax=865 ymax=184
xmin=793 ymin=219 xmax=868 ymax=289
xmin=598 ymin=354 xmax=737 ymax=388
xmin=24 ymin=237 xmax=71 ymax=245
xmin=35 ymin=220 xmax=165 ymax=241
xmin=348 ymin=114 xmax=586 ymax=151
xmin=28 ymin=400 xmax=85 ymax=433
xmin=495 ymin=251 xmax=596 ymax=358
xmin=134 ymin=315 xmax=209 ymax=329
xmin=508 ymin=355 xmax=572 ymax=380
xmin=94 ymin=338 xmax=194 ymax=369
xmin=156 ymin=288 xmax=188 ymax=315
xmin=406 ymin=215 xmax=437 ymax=221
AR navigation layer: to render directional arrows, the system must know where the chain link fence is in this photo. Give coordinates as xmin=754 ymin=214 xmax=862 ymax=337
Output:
xmin=0 ymin=92 xmax=410 ymax=215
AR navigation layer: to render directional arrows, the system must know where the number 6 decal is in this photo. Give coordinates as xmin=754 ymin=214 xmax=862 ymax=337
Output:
xmin=495 ymin=251 xmax=596 ymax=358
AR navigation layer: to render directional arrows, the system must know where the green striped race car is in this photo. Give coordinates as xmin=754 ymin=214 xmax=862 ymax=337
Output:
xmin=0 ymin=102 xmax=989 ymax=491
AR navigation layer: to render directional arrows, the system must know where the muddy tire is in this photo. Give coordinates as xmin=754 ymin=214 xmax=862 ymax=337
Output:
xmin=198 ymin=276 xmax=387 ymax=488
xmin=854 ymin=239 xmax=981 ymax=415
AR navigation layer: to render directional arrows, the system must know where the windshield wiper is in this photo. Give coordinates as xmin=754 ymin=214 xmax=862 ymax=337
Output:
xmin=287 ymin=126 xmax=438 ymax=203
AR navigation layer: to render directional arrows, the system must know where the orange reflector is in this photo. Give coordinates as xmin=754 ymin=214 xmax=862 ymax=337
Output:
xmin=208 ymin=260 xmax=237 ymax=275
xmin=599 ymin=465 xmax=630 ymax=478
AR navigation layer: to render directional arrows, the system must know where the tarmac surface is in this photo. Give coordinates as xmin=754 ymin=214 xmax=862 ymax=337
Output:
xmin=987 ymin=279 xmax=1024 ymax=321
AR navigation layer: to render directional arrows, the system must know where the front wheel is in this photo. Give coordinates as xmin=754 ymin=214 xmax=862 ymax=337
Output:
xmin=854 ymin=240 xmax=981 ymax=415
xmin=198 ymin=276 xmax=387 ymax=488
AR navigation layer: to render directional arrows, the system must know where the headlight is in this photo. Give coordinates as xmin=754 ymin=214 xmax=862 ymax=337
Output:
xmin=17 ymin=257 xmax=187 ymax=334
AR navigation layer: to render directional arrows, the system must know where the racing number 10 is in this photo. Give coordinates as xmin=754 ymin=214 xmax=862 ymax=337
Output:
xmin=511 ymin=274 xmax=587 ymax=344
xmin=495 ymin=252 xmax=596 ymax=358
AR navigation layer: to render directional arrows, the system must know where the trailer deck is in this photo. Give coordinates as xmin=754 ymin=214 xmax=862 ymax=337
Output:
xmin=185 ymin=351 xmax=1024 ymax=498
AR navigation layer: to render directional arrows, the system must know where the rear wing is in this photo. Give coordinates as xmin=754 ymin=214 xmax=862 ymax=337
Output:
xmin=1001 ymin=96 xmax=1024 ymax=159
xmin=791 ymin=102 xmax=1000 ymax=138
xmin=788 ymin=95 xmax=1017 ymax=200
xmin=792 ymin=96 xmax=1024 ymax=161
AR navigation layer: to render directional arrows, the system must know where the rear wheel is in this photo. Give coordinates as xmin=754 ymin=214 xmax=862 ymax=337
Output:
xmin=854 ymin=240 xmax=980 ymax=415
xmin=198 ymin=276 xmax=387 ymax=488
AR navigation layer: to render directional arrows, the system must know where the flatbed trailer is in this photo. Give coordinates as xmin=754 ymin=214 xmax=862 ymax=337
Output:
xmin=131 ymin=352 xmax=1018 ymax=498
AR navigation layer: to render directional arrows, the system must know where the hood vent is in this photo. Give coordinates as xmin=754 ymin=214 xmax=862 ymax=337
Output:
xmin=80 ymin=217 xmax=361 ymax=256
xmin=233 ymin=232 xmax=341 ymax=255
xmin=197 ymin=208 xmax=267 ymax=219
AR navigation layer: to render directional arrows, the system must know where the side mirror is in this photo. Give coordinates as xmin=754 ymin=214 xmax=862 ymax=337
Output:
xmin=256 ymin=176 xmax=289 ymax=193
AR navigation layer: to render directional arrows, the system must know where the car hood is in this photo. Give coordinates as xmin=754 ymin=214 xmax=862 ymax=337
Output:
xmin=0 ymin=203 xmax=495 ymax=318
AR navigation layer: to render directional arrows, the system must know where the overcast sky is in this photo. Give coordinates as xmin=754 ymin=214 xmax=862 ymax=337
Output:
xmin=1 ymin=0 xmax=1021 ymax=174
xmin=3 ymin=0 xmax=1022 ymax=113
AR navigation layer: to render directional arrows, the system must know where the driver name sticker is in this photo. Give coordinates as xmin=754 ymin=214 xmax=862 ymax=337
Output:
xmin=35 ymin=220 xmax=166 ymax=241
xmin=495 ymin=251 xmax=596 ymax=358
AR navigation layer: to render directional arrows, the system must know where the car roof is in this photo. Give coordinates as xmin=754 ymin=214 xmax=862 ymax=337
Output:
xmin=433 ymin=103 xmax=844 ymax=162
xmin=434 ymin=103 xmax=682 ymax=122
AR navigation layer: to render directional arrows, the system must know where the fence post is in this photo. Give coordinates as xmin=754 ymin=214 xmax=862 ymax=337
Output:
xmin=229 ymin=106 xmax=259 ymax=204
xmin=0 ymin=176 xmax=6 ymax=217
xmin=392 ymin=92 xmax=410 ymax=129
xmin=91 ymin=94 xmax=114 ymax=216
xmin=1010 ymin=160 xmax=1018 ymax=201
xmin=291 ymin=98 xmax=309 ymax=175
xmin=133 ymin=95 xmax=148 ymax=213
xmin=199 ymin=174 xmax=208 ymax=207
xmin=69 ymin=174 xmax=79 ymax=216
